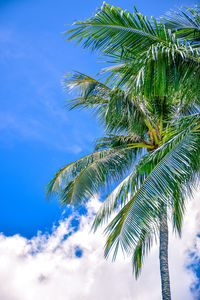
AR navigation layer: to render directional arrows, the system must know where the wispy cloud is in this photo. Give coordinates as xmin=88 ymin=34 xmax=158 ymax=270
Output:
xmin=0 ymin=28 xmax=101 ymax=154
xmin=0 ymin=109 xmax=97 ymax=154
xmin=0 ymin=193 xmax=199 ymax=300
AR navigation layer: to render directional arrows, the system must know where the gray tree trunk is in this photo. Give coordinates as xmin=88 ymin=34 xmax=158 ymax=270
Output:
xmin=159 ymin=208 xmax=171 ymax=300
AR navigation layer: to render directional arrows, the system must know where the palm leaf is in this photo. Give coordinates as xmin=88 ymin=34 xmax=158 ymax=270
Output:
xmin=103 ymin=121 xmax=200 ymax=259
xmin=163 ymin=6 xmax=200 ymax=45
xmin=63 ymin=72 xmax=153 ymax=135
xmin=46 ymin=143 xmax=142 ymax=206
xmin=132 ymin=228 xmax=155 ymax=279
xmin=65 ymin=3 xmax=164 ymax=55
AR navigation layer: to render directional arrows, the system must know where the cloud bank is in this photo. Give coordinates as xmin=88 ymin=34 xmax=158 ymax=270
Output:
xmin=0 ymin=194 xmax=200 ymax=300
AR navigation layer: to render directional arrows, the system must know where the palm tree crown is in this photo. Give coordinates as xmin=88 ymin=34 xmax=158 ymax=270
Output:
xmin=47 ymin=3 xmax=200 ymax=299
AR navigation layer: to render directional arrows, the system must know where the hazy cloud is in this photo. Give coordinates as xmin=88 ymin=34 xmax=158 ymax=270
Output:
xmin=0 ymin=194 xmax=199 ymax=300
xmin=0 ymin=28 xmax=100 ymax=154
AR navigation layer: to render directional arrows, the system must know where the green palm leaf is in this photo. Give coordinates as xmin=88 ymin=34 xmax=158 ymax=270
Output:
xmin=164 ymin=5 xmax=200 ymax=45
xmin=66 ymin=3 xmax=163 ymax=55
xmin=63 ymin=72 xmax=155 ymax=135
xmin=103 ymin=121 xmax=200 ymax=259
xmin=46 ymin=143 xmax=142 ymax=206
xmin=132 ymin=228 xmax=154 ymax=279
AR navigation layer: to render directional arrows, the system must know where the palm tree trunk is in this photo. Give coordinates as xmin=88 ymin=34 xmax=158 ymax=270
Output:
xmin=159 ymin=207 xmax=171 ymax=300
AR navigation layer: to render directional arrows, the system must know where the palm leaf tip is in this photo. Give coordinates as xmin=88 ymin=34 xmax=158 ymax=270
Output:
xmin=132 ymin=229 xmax=153 ymax=279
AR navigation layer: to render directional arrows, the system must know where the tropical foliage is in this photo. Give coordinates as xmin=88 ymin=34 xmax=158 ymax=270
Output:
xmin=47 ymin=3 xmax=200 ymax=299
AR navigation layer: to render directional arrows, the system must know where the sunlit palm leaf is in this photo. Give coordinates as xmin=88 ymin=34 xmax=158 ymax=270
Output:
xmin=164 ymin=6 xmax=200 ymax=45
xmin=47 ymin=142 xmax=142 ymax=206
xmin=63 ymin=72 xmax=153 ymax=135
xmin=132 ymin=228 xmax=155 ymax=279
xmin=103 ymin=122 xmax=200 ymax=259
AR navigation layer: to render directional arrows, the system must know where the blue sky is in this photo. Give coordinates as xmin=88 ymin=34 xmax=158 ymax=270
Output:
xmin=0 ymin=0 xmax=195 ymax=239
xmin=1 ymin=1 xmax=200 ymax=299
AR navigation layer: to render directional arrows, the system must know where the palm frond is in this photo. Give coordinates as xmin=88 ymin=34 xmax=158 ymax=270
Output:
xmin=171 ymin=187 xmax=185 ymax=236
xmin=46 ymin=143 xmax=142 ymax=206
xmin=102 ymin=40 xmax=200 ymax=99
xmin=163 ymin=5 xmax=200 ymax=45
xmin=95 ymin=134 xmax=146 ymax=150
xmin=63 ymin=72 xmax=152 ymax=135
xmin=132 ymin=228 xmax=155 ymax=279
xmin=65 ymin=2 xmax=200 ymax=100
xmin=65 ymin=3 xmax=166 ymax=55
xmin=103 ymin=121 xmax=200 ymax=259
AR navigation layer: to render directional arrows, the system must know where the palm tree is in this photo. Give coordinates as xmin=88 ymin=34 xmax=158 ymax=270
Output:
xmin=47 ymin=4 xmax=200 ymax=300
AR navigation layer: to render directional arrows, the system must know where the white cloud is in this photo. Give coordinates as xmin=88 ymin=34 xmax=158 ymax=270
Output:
xmin=0 ymin=194 xmax=199 ymax=300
